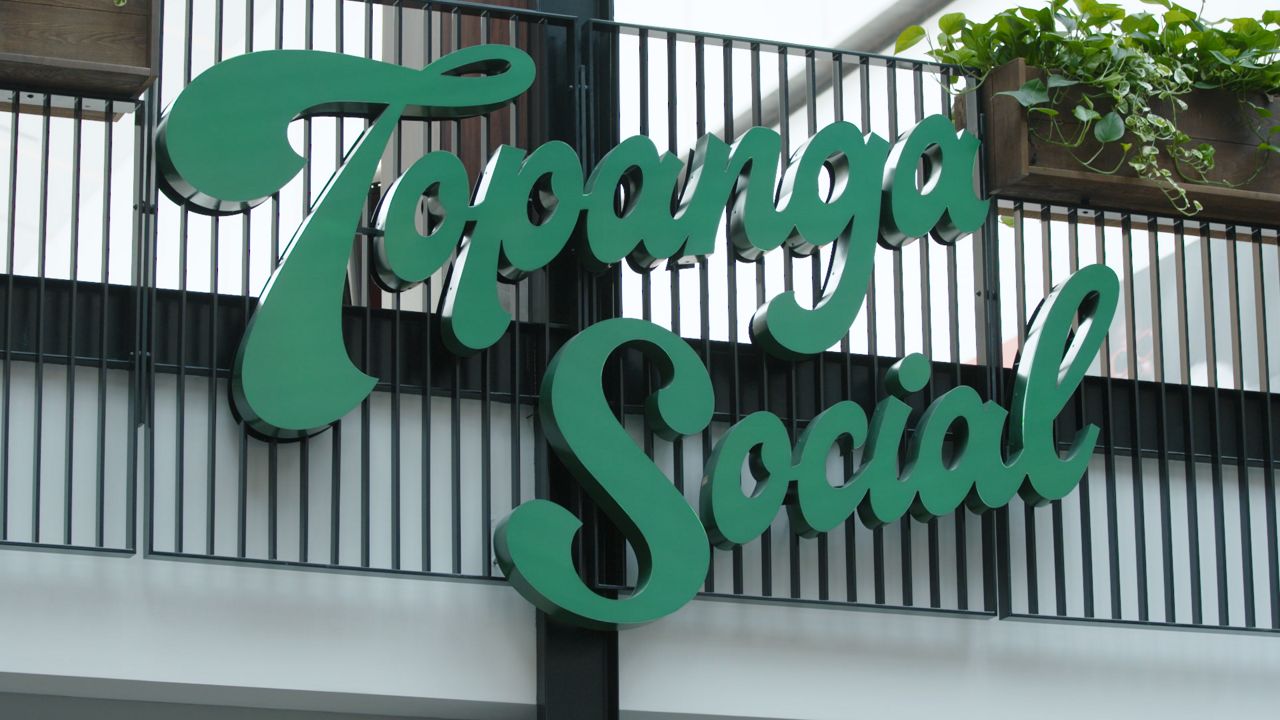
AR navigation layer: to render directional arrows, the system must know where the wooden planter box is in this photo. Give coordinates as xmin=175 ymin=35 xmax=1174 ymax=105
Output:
xmin=963 ymin=59 xmax=1280 ymax=227
xmin=0 ymin=0 xmax=158 ymax=112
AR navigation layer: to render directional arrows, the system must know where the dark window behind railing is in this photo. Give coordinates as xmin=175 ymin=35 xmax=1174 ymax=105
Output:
xmin=0 ymin=0 xmax=1276 ymax=635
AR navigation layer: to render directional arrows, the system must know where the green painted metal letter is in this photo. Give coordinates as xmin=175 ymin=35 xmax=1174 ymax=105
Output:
xmin=495 ymin=319 xmax=714 ymax=628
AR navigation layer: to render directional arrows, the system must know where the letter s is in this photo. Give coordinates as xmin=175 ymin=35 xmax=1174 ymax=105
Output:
xmin=494 ymin=319 xmax=713 ymax=628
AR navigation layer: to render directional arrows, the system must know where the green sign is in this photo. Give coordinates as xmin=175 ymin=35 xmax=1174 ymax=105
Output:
xmin=158 ymin=46 xmax=1119 ymax=629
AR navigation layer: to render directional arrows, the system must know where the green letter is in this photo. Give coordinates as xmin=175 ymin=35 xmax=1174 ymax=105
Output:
xmin=582 ymin=136 xmax=685 ymax=271
xmin=857 ymin=353 xmax=930 ymax=527
xmin=700 ymin=411 xmax=793 ymax=548
xmin=372 ymin=151 xmax=470 ymax=291
xmin=1010 ymin=264 xmax=1120 ymax=504
xmin=495 ymin=318 xmax=713 ymax=628
xmin=880 ymin=114 xmax=988 ymax=248
xmin=789 ymin=400 xmax=871 ymax=536
xmin=904 ymin=386 xmax=1018 ymax=519
xmin=441 ymin=141 xmax=583 ymax=354
xmin=158 ymin=46 xmax=535 ymax=437
xmin=750 ymin=124 xmax=890 ymax=358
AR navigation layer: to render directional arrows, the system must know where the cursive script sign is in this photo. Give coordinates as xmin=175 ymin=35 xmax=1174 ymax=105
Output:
xmin=158 ymin=45 xmax=1118 ymax=628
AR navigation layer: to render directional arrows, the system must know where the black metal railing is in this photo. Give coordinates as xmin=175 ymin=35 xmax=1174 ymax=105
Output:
xmin=140 ymin=0 xmax=578 ymax=578
xmin=0 ymin=0 xmax=1276 ymax=635
xmin=0 ymin=87 xmax=143 ymax=554
xmin=585 ymin=20 xmax=991 ymax=617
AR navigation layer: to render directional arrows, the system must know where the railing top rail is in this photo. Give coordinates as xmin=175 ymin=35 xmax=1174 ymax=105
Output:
xmin=588 ymin=18 xmax=960 ymax=75
xmin=376 ymin=0 xmax=580 ymax=25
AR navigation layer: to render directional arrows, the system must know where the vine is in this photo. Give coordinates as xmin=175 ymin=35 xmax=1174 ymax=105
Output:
xmin=897 ymin=0 xmax=1280 ymax=215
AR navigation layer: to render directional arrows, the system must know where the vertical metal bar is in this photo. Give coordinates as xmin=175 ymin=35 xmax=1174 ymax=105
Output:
xmin=390 ymin=0 xmax=407 ymax=573
xmin=942 ymin=65 xmax=967 ymax=610
xmin=664 ymin=31 xmax=686 ymax=584
xmin=269 ymin=0 xmax=285 ymax=562
xmin=861 ymin=56 xmax=884 ymax=607
xmin=1121 ymin=213 xmax=1149 ymax=622
xmin=266 ymin=435 xmax=277 ymax=559
xmin=632 ymin=26 xmax=654 ymax=591
xmin=1149 ymin=216 xmax=1175 ymax=622
xmin=235 ymin=0 xmax=253 ymax=560
xmin=287 ymin=0 xmax=305 ymax=564
xmin=138 ymin=0 xmax=165 ymax=556
xmin=508 ymin=13 xmax=523 ymax=569
xmin=1096 ymin=212 xmax=1122 ymax=620
xmin=204 ymin=3 xmax=227 ymax=557
xmin=324 ymin=0 xmax=340 ymax=567
xmin=450 ymin=8 xmax=463 ymax=576
xmin=911 ymin=62 xmax=940 ymax=610
xmin=134 ymin=44 xmax=160 ymax=556
xmin=722 ymin=38 xmax=745 ymax=595
xmin=174 ymin=0 xmax=197 ymax=555
xmin=976 ymin=198 xmax=1007 ymax=618
xmin=133 ymin=82 xmax=153 ymax=558
xmin=420 ymin=1 xmax=436 ymax=574
xmin=64 ymin=98 xmax=83 ymax=546
xmin=1256 ymin=227 xmax=1279 ymax=629
xmin=1067 ymin=207 xmax=1094 ymax=618
xmin=95 ymin=101 xmax=113 ymax=548
xmin=479 ymin=10 xmax=495 ymax=578
xmin=748 ymin=39 xmax=774 ymax=598
xmin=1175 ymin=219 xmax=1203 ymax=624
xmin=32 ymin=94 xmax=51 ymax=543
xmin=329 ymin=421 xmax=342 ymax=566
xmin=2 ymin=92 xmax=18 ymax=542
xmin=692 ymin=32 xmax=713 ymax=593
xmin=833 ymin=51 xmax=859 ymax=606
xmin=1013 ymin=202 xmax=1037 ymax=615
xmin=775 ymin=43 xmax=802 ymax=602
xmin=1226 ymin=227 xmax=1255 ymax=627
xmin=801 ymin=48 xmax=829 ymax=602
xmin=1041 ymin=204 xmax=1066 ymax=617
xmin=1200 ymin=221 xmax=1230 ymax=625
xmin=885 ymin=59 xmax=913 ymax=608
xmin=358 ymin=0 xmax=375 ymax=572
xmin=661 ymin=24 xmax=687 ymax=587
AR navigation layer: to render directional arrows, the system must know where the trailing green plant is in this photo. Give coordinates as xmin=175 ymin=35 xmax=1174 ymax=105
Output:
xmin=897 ymin=0 xmax=1280 ymax=215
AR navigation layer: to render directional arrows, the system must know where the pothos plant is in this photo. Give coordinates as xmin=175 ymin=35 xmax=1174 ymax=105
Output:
xmin=897 ymin=0 xmax=1280 ymax=216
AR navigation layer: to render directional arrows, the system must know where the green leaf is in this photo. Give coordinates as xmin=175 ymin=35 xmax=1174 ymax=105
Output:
xmin=1030 ymin=107 xmax=1060 ymax=117
xmin=999 ymin=215 xmax=1016 ymax=227
xmin=1046 ymin=74 xmax=1079 ymax=88
xmin=1231 ymin=18 xmax=1263 ymax=34
xmin=895 ymin=25 xmax=927 ymax=53
xmin=938 ymin=12 xmax=967 ymax=35
xmin=1209 ymin=49 xmax=1237 ymax=65
xmin=1074 ymin=104 xmax=1102 ymax=122
xmin=996 ymin=78 xmax=1051 ymax=107
xmin=1095 ymin=111 xmax=1126 ymax=142
xmin=1164 ymin=9 xmax=1192 ymax=24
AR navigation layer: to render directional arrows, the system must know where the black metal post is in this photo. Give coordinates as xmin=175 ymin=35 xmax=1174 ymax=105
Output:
xmin=532 ymin=1 xmax=618 ymax=719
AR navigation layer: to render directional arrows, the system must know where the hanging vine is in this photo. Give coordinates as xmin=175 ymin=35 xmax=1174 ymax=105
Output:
xmin=897 ymin=0 xmax=1280 ymax=215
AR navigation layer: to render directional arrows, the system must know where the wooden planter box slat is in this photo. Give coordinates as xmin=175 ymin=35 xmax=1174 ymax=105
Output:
xmin=0 ymin=0 xmax=157 ymax=116
xmin=966 ymin=59 xmax=1280 ymax=227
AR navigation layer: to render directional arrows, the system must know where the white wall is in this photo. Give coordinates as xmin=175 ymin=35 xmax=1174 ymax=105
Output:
xmin=2 ymin=540 xmax=1279 ymax=720
xmin=0 ymin=549 xmax=537 ymax=718
xmin=619 ymin=593 xmax=1280 ymax=720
